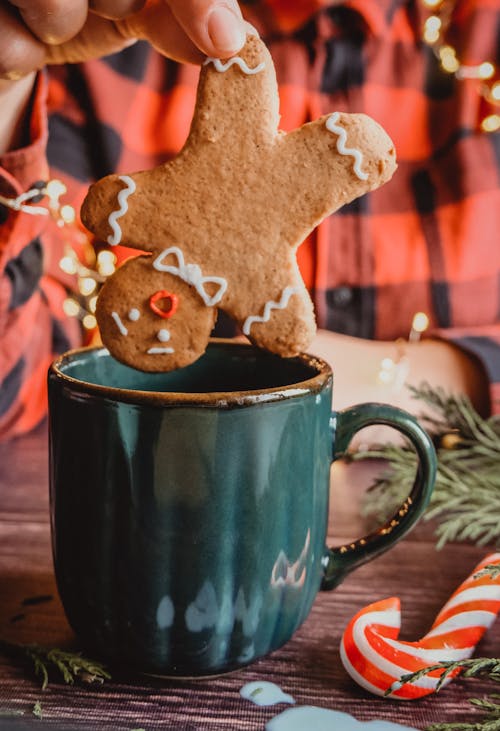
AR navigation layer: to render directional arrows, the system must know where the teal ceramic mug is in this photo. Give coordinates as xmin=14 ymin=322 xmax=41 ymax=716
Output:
xmin=48 ymin=341 xmax=436 ymax=676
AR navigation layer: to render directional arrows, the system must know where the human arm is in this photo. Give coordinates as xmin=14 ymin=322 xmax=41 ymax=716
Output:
xmin=309 ymin=329 xmax=492 ymax=430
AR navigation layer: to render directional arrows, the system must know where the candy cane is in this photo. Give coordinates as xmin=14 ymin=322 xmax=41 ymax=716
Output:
xmin=340 ymin=553 xmax=500 ymax=700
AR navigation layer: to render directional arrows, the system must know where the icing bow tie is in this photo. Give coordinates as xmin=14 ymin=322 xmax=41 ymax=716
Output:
xmin=153 ymin=247 xmax=228 ymax=307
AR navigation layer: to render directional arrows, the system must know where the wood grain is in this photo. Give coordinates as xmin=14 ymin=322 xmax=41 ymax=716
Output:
xmin=0 ymin=421 xmax=497 ymax=730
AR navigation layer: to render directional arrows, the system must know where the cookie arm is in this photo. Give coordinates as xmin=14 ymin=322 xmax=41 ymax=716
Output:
xmin=80 ymin=169 xmax=174 ymax=250
xmin=275 ymin=113 xmax=397 ymax=246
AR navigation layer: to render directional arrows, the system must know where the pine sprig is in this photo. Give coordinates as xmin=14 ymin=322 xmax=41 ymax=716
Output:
xmin=352 ymin=384 xmax=500 ymax=548
xmin=390 ymin=660 xmax=500 ymax=731
xmin=475 ymin=565 xmax=500 ymax=580
xmin=0 ymin=639 xmax=110 ymax=690
xmin=427 ymin=695 xmax=500 ymax=731
xmin=391 ymin=658 xmax=500 ymax=695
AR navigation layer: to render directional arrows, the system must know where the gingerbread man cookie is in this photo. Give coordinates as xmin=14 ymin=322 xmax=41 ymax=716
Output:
xmin=81 ymin=35 xmax=397 ymax=372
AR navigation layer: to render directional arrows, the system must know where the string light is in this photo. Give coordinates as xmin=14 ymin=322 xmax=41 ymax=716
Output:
xmin=420 ymin=0 xmax=499 ymax=132
xmin=0 ymin=179 xmax=115 ymax=332
xmin=481 ymin=114 xmax=500 ymax=133
xmin=377 ymin=312 xmax=430 ymax=391
xmin=409 ymin=311 xmax=430 ymax=341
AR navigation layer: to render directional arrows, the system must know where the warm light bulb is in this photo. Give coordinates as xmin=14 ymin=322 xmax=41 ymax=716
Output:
xmin=79 ymin=277 xmax=97 ymax=296
xmin=439 ymin=46 xmax=460 ymax=73
xmin=425 ymin=15 xmax=442 ymax=32
xmin=378 ymin=369 xmax=394 ymax=385
xmin=83 ymin=314 xmax=97 ymax=330
xmin=89 ymin=296 xmax=98 ymax=313
xmin=380 ymin=357 xmax=395 ymax=371
xmin=481 ymin=114 xmax=500 ymax=132
xmin=63 ymin=298 xmax=80 ymax=317
xmin=60 ymin=204 xmax=76 ymax=223
xmin=412 ymin=312 xmax=430 ymax=333
xmin=423 ymin=27 xmax=440 ymax=43
xmin=478 ymin=62 xmax=495 ymax=80
xmin=422 ymin=0 xmax=442 ymax=7
xmin=59 ymin=255 xmax=78 ymax=275
xmin=491 ymin=82 xmax=500 ymax=102
xmin=45 ymin=179 xmax=67 ymax=206
xmin=97 ymin=250 xmax=117 ymax=276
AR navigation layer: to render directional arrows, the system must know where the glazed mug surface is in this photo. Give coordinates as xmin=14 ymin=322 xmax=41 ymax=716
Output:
xmin=48 ymin=341 xmax=436 ymax=675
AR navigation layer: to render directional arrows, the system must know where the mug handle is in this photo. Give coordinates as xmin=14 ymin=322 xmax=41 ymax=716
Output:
xmin=321 ymin=402 xmax=437 ymax=590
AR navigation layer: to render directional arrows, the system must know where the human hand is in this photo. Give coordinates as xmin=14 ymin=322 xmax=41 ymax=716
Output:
xmin=0 ymin=1 xmax=248 ymax=153
xmin=0 ymin=0 xmax=248 ymax=81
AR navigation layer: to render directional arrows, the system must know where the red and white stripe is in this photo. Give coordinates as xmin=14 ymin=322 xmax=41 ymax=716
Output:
xmin=340 ymin=553 xmax=500 ymax=699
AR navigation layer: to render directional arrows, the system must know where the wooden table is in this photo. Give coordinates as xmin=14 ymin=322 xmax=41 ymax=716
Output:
xmin=0 ymin=421 xmax=498 ymax=730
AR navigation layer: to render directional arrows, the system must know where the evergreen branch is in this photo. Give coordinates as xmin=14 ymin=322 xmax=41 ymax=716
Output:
xmin=475 ymin=565 xmax=500 ymax=580
xmin=391 ymin=658 xmax=500 ymax=695
xmin=0 ymin=639 xmax=110 ymax=690
xmin=391 ymin=661 xmax=500 ymax=731
xmin=352 ymin=384 xmax=500 ymax=548
xmin=426 ymin=695 xmax=500 ymax=731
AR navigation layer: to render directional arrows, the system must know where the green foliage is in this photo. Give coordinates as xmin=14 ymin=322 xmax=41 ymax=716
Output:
xmin=0 ymin=639 xmax=111 ymax=690
xmin=353 ymin=384 xmax=500 ymax=548
xmin=428 ymin=695 xmax=500 ymax=731
xmin=389 ymin=660 xmax=500 ymax=731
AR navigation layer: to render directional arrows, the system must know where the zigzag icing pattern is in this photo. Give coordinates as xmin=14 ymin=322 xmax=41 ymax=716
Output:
xmin=107 ymin=175 xmax=136 ymax=246
xmin=242 ymin=287 xmax=300 ymax=336
xmin=203 ymin=57 xmax=265 ymax=75
xmin=325 ymin=112 xmax=369 ymax=181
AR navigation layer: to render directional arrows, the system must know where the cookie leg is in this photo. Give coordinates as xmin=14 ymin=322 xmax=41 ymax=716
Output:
xmin=237 ymin=284 xmax=316 ymax=357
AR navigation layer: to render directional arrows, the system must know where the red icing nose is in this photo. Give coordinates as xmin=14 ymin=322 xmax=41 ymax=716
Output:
xmin=149 ymin=290 xmax=179 ymax=318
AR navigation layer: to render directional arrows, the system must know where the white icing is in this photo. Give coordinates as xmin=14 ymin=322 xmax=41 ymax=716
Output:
xmin=266 ymin=706 xmax=418 ymax=731
xmin=111 ymin=311 xmax=128 ymax=336
xmin=203 ymin=57 xmax=265 ymax=75
xmin=128 ymin=308 xmax=140 ymax=321
xmin=107 ymin=175 xmax=136 ymax=246
xmin=153 ymin=247 xmax=227 ymax=307
xmin=242 ymin=287 xmax=300 ymax=336
xmin=147 ymin=346 xmax=175 ymax=354
xmin=157 ymin=329 xmax=171 ymax=342
xmin=325 ymin=112 xmax=369 ymax=181
xmin=240 ymin=682 xmax=295 ymax=707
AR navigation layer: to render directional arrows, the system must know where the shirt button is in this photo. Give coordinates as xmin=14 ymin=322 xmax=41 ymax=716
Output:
xmin=331 ymin=286 xmax=353 ymax=307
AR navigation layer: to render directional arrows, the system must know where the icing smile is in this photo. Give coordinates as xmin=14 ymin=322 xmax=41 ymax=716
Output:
xmin=147 ymin=328 xmax=175 ymax=355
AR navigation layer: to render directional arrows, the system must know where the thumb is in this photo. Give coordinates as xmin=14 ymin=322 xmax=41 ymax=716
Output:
xmin=121 ymin=0 xmax=248 ymax=64
xmin=166 ymin=0 xmax=246 ymax=58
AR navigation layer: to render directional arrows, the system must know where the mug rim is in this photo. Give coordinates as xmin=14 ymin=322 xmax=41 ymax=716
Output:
xmin=49 ymin=340 xmax=333 ymax=408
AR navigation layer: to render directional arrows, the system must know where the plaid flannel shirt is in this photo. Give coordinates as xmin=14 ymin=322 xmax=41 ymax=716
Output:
xmin=0 ymin=0 xmax=499 ymax=439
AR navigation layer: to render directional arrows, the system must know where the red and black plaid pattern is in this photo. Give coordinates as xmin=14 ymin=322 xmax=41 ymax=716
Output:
xmin=1 ymin=0 xmax=500 ymax=438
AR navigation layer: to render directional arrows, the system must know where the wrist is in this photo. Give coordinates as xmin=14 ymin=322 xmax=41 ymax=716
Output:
xmin=0 ymin=73 xmax=37 ymax=155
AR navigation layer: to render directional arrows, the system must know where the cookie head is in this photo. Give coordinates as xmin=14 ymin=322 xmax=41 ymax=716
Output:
xmin=96 ymin=256 xmax=217 ymax=372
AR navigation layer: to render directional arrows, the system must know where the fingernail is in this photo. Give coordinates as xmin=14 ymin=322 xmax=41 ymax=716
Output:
xmin=207 ymin=6 xmax=246 ymax=55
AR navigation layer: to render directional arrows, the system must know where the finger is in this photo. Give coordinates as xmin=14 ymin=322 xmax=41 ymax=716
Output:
xmin=0 ymin=5 xmax=45 ymax=78
xmin=44 ymin=12 xmax=136 ymax=65
xmin=166 ymin=0 xmax=246 ymax=57
xmin=88 ymin=0 xmax=146 ymax=19
xmin=118 ymin=2 xmax=206 ymax=64
xmin=8 ymin=0 xmax=88 ymax=45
